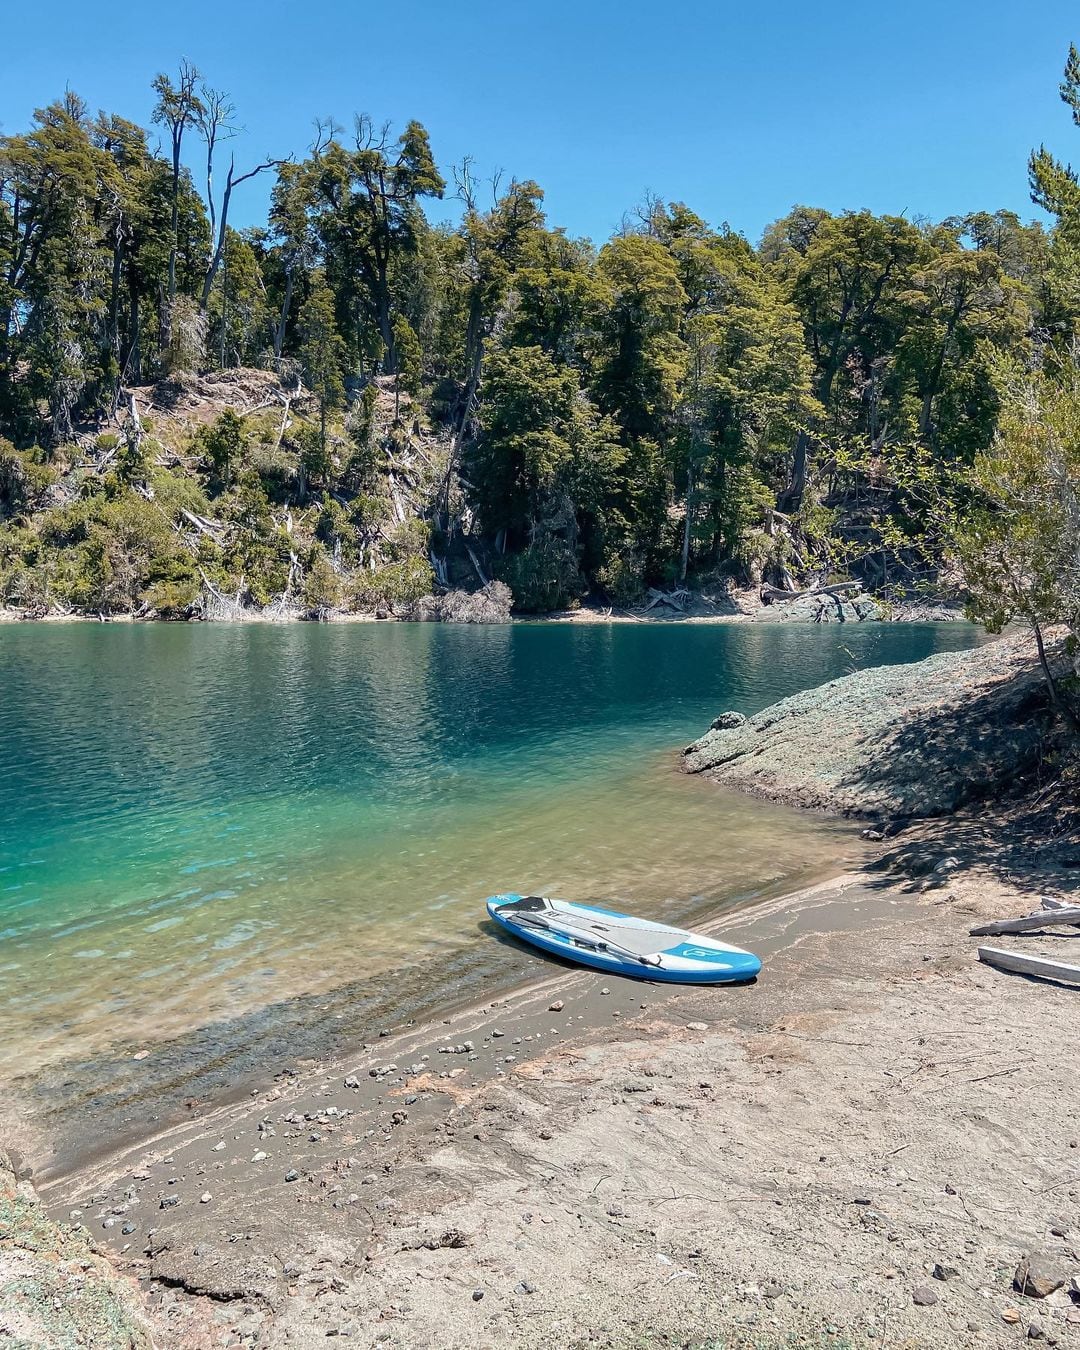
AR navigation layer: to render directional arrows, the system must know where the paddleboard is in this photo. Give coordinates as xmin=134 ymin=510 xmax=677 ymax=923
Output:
xmin=485 ymin=894 xmax=761 ymax=984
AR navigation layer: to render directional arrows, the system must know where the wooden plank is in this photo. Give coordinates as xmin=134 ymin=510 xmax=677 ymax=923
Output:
xmin=977 ymin=946 xmax=1080 ymax=984
xmin=970 ymin=907 xmax=1080 ymax=937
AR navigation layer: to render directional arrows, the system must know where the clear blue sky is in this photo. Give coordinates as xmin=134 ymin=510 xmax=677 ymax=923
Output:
xmin=3 ymin=1 xmax=1077 ymax=243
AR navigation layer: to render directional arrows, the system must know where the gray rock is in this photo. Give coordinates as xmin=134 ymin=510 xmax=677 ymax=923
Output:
xmin=710 ymin=711 xmax=747 ymax=731
xmin=912 ymin=1285 xmax=939 ymax=1306
xmin=1015 ymin=1252 xmax=1066 ymax=1299
xmin=932 ymin=1263 xmax=959 ymax=1281
xmin=471 ymin=1288 xmax=484 ymax=1301
xmin=682 ymin=635 xmax=1056 ymax=818
xmin=284 ymin=1170 xmax=300 ymax=1183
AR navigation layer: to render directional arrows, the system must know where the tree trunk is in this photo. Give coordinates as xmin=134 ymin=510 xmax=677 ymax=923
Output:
xmin=1032 ymin=619 xmax=1079 ymax=732
xmin=274 ymin=266 xmax=295 ymax=362
xmin=679 ymin=466 xmax=693 ymax=582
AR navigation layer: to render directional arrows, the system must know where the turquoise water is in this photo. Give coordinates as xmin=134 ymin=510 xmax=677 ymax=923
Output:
xmin=0 ymin=620 xmax=981 ymax=1077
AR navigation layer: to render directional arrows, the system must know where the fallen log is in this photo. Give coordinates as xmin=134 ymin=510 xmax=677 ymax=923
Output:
xmin=977 ymin=946 xmax=1080 ymax=984
xmin=761 ymin=582 xmax=863 ymax=604
xmin=970 ymin=907 xmax=1080 ymax=937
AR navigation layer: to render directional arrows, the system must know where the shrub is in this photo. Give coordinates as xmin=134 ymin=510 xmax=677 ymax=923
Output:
xmin=496 ymin=537 xmax=583 ymax=612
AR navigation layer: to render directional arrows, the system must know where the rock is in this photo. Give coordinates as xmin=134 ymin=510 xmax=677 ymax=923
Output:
xmin=600 ymin=987 xmax=611 ymax=996
xmin=0 ymin=1149 xmax=155 ymax=1346
xmin=471 ymin=1288 xmax=484 ymax=1301
xmin=548 ymin=1000 xmax=564 ymax=1012
xmin=1002 ymin=1308 xmax=1022 ymax=1324
xmin=251 ymin=1150 xmax=267 ymax=1162
xmin=912 ymin=1286 xmax=939 ymax=1307
xmin=686 ymin=1021 xmax=708 ymax=1032
xmin=1015 ymin=1252 xmax=1066 ymax=1299
xmin=199 ymin=1192 xmax=212 ymax=1203
xmin=710 ymin=711 xmax=747 ymax=731
xmin=861 ymin=827 xmax=884 ymax=841
xmin=211 ymin=1141 xmax=226 ymax=1151
xmin=763 ymin=1283 xmax=784 ymax=1300
xmin=932 ymin=1263 xmax=959 ymax=1281
xmin=159 ymin=1194 xmax=180 ymax=1209
xmin=514 ymin=1280 xmax=537 ymax=1294
xmin=1028 ymin=1318 xmax=1046 ymax=1340
xmin=121 ymin=1221 xmax=136 ymax=1235
xmin=681 ymin=635 xmax=1055 ymax=818
xmin=284 ymin=1170 xmax=300 ymax=1183
xmin=344 ymin=1075 xmax=361 ymax=1089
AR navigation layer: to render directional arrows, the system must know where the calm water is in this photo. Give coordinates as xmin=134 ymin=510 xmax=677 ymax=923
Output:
xmin=0 ymin=620 xmax=981 ymax=1079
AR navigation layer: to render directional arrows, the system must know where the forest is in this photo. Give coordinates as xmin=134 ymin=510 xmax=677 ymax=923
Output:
xmin=0 ymin=55 xmax=1077 ymax=656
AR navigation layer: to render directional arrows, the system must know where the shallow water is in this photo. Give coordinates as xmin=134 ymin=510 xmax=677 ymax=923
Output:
xmin=0 ymin=620 xmax=982 ymax=1079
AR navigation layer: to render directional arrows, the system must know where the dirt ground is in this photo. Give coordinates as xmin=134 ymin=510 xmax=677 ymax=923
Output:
xmin=27 ymin=820 xmax=1080 ymax=1350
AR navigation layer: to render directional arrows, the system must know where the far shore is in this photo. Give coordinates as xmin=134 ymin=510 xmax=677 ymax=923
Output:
xmin=0 ymin=592 xmax=967 ymax=628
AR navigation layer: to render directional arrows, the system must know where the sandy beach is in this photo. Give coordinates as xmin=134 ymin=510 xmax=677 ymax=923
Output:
xmin=14 ymin=822 xmax=1076 ymax=1350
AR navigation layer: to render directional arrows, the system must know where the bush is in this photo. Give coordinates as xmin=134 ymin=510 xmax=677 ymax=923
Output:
xmin=352 ymin=556 xmax=435 ymax=612
xmin=496 ymin=537 xmax=583 ymax=612
xmin=302 ymin=551 xmax=343 ymax=612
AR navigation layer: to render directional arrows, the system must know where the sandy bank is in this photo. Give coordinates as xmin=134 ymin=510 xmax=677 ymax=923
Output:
xmin=27 ymin=839 xmax=1080 ymax=1349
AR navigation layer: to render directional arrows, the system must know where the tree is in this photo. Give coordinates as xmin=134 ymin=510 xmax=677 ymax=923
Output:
xmin=771 ymin=210 xmax=924 ymax=507
xmin=955 ymin=351 xmax=1080 ymax=725
xmin=391 ymin=314 xmax=421 ymax=417
xmin=151 ymin=61 xmax=203 ymax=348
xmin=297 ymin=274 xmax=345 ymax=460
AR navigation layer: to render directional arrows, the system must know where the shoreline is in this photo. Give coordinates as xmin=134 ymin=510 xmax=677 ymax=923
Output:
xmin=30 ymin=844 xmax=1080 ymax=1349
xmin=0 ymin=593 xmax=967 ymax=629
xmin=7 ymin=632 xmax=1076 ymax=1349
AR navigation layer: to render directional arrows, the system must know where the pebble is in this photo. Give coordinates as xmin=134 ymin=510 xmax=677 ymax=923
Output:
xmin=600 ymin=987 xmax=610 ymax=996
xmin=344 ymin=1076 xmax=361 ymax=1089
xmin=1002 ymin=1308 xmax=1022 ymax=1325
xmin=200 ymin=1192 xmax=212 ymax=1203
xmin=285 ymin=1170 xmax=299 ymax=1183
xmin=491 ymin=1029 xmax=505 ymax=1038
xmin=121 ymin=1222 xmax=136 ymax=1235
xmin=686 ymin=1022 xmax=708 ymax=1032
xmin=211 ymin=1141 xmax=226 ymax=1152
xmin=514 ymin=1280 xmax=537 ymax=1295
xmin=159 ymin=1195 xmax=179 ymax=1209
xmin=548 ymin=1000 xmax=564 ymax=1012
xmin=471 ymin=1289 xmax=484 ymax=1302
xmin=932 ymin=1263 xmax=959 ymax=1281
xmin=912 ymin=1285 xmax=938 ymax=1307
xmin=251 ymin=1151 xmax=267 ymax=1163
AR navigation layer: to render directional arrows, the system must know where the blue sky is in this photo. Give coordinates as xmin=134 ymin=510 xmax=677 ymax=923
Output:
xmin=3 ymin=1 xmax=1077 ymax=244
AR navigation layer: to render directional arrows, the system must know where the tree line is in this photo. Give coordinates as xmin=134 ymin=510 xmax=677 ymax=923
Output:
xmin=0 ymin=56 xmax=1077 ymax=670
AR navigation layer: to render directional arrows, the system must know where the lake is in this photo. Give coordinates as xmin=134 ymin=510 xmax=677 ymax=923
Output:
xmin=0 ymin=619 xmax=982 ymax=1089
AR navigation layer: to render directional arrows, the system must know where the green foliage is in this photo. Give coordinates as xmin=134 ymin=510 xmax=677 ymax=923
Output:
xmin=198 ymin=408 xmax=247 ymax=490
xmin=4 ymin=56 xmax=1079 ymax=617
xmin=351 ymin=556 xmax=434 ymax=611
xmin=955 ymin=352 xmax=1080 ymax=651
xmin=496 ymin=536 xmax=583 ymax=612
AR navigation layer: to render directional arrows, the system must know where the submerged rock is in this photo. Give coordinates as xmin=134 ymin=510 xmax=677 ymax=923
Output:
xmin=683 ymin=634 xmax=1058 ymax=818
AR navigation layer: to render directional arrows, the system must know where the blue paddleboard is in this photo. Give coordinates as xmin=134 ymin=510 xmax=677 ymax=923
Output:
xmin=486 ymin=894 xmax=761 ymax=984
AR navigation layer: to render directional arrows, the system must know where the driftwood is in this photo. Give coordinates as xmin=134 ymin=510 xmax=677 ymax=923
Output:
xmin=970 ymin=907 xmax=1080 ymax=937
xmin=977 ymin=946 xmax=1080 ymax=985
xmin=760 ymin=581 xmax=863 ymax=604
xmin=642 ymin=587 xmax=690 ymax=613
